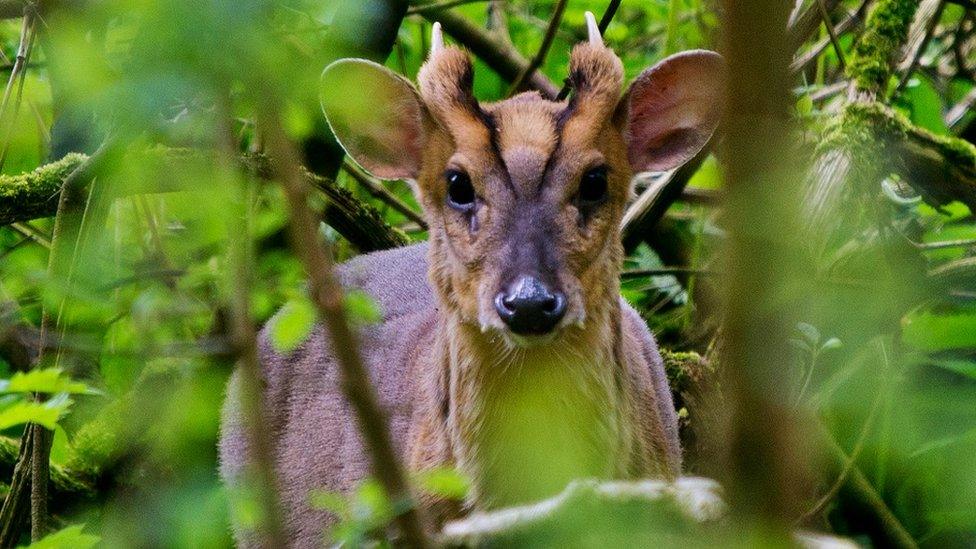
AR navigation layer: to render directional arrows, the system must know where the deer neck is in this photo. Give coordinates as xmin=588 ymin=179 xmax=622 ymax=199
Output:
xmin=437 ymin=289 xmax=630 ymax=509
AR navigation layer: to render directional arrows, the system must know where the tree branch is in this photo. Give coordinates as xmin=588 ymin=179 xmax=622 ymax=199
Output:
xmin=506 ymin=0 xmax=567 ymax=95
xmin=417 ymin=7 xmax=558 ymax=97
xmin=0 ymin=150 xmax=409 ymax=252
xmin=258 ymin=107 xmax=430 ymax=547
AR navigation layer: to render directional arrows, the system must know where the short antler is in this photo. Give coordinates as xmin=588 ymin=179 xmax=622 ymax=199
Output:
xmin=417 ymin=23 xmax=487 ymax=141
xmin=430 ymin=21 xmax=444 ymax=56
xmin=559 ymin=11 xmax=624 ymax=141
xmin=585 ymin=10 xmax=602 ymax=45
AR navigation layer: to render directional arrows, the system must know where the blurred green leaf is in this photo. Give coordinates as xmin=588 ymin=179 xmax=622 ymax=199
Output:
xmin=26 ymin=524 xmax=99 ymax=549
xmin=0 ymin=368 xmax=93 ymax=395
xmin=903 ymin=309 xmax=976 ymax=352
xmin=0 ymin=394 xmax=72 ymax=431
xmin=415 ymin=467 xmax=469 ymax=500
xmin=270 ymin=297 xmax=316 ymax=353
xmin=345 ymin=290 xmax=383 ymax=326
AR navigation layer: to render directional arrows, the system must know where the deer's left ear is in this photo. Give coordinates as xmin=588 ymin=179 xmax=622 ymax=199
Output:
xmin=320 ymin=59 xmax=428 ymax=180
xmin=619 ymin=50 xmax=726 ymax=172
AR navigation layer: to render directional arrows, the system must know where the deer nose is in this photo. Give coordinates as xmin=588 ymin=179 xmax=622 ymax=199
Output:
xmin=494 ymin=276 xmax=567 ymax=335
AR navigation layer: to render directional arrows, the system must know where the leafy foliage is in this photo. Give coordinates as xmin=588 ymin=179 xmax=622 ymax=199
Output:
xmin=0 ymin=0 xmax=971 ymax=547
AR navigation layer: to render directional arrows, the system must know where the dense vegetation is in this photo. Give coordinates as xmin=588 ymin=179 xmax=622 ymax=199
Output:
xmin=0 ymin=0 xmax=973 ymax=546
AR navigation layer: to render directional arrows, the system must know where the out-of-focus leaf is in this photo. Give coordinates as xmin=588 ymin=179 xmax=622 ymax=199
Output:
xmin=795 ymin=322 xmax=821 ymax=345
xmin=309 ymin=489 xmax=350 ymax=519
xmin=270 ymin=297 xmax=316 ymax=353
xmin=0 ymin=368 xmax=94 ymax=395
xmin=789 ymin=338 xmax=813 ymax=353
xmin=345 ymin=290 xmax=382 ymax=326
xmin=928 ymin=357 xmax=976 ymax=380
xmin=0 ymin=394 xmax=72 ymax=430
xmin=820 ymin=337 xmax=842 ymax=351
xmin=26 ymin=524 xmax=99 ymax=549
xmin=900 ymin=76 xmax=949 ymax=134
xmin=415 ymin=467 xmax=469 ymax=500
xmin=902 ymin=310 xmax=976 ymax=352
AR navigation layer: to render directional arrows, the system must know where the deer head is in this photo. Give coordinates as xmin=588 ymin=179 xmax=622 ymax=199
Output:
xmin=321 ymin=13 xmax=725 ymax=347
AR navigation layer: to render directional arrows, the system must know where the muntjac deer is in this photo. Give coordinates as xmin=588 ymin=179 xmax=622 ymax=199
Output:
xmin=220 ymin=12 xmax=725 ymax=546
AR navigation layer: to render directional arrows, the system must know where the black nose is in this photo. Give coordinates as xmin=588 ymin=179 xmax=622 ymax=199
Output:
xmin=494 ymin=276 xmax=567 ymax=335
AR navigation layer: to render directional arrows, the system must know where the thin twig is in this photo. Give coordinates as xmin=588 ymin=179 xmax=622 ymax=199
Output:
xmin=506 ymin=0 xmax=567 ymax=95
xmin=555 ymin=0 xmax=622 ymax=100
xmin=259 ymin=105 xmax=430 ymax=548
xmin=798 ymin=361 xmax=886 ymax=524
xmin=342 ymin=160 xmax=427 ymax=229
xmin=816 ymin=0 xmax=847 ymax=70
xmin=407 ymin=0 xmax=489 ymax=15
xmin=217 ymin=102 xmax=288 ymax=547
xmin=894 ymin=0 xmax=946 ymax=95
xmin=0 ymin=6 xmax=36 ymax=173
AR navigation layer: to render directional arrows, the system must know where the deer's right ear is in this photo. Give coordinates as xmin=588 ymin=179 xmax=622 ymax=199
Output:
xmin=320 ymin=59 xmax=427 ymax=180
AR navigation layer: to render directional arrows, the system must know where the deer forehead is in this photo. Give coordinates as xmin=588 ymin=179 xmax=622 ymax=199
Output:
xmin=445 ymin=93 xmax=608 ymax=195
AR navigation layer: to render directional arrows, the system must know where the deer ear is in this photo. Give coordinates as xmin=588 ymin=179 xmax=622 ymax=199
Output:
xmin=320 ymin=59 xmax=427 ymax=180
xmin=621 ymin=50 xmax=726 ymax=173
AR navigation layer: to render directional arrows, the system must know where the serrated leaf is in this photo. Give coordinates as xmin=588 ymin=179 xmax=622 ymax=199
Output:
xmin=270 ymin=298 xmax=316 ymax=353
xmin=0 ymin=368 xmax=93 ymax=395
xmin=0 ymin=396 xmax=71 ymax=430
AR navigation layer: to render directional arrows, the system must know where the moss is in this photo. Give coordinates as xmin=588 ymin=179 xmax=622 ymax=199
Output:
xmin=0 ymin=153 xmax=88 ymax=225
xmin=0 ymin=435 xmax=94 ymax=499
xmin=660 ymin=349 xmax=714 ymax=393
xmin=822 ymin=102 xmax=976 ymax=168
xmin=846 ymin=0 xmax=919 ymax=96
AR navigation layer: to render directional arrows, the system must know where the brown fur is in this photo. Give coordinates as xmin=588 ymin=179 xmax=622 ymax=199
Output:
xmin=221 ymin=39 xmax=723 ymax=546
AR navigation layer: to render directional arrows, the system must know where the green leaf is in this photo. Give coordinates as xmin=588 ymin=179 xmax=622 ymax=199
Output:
xmin=795 ymin=94 xmax=814 ymax=117
xmin=270 ymin=297 xmax=316 ymax=353
xmin=0 ymin=395 xmax=72 ymax=430
xmin=795 ymin=322 xmax=821 ymax=345
xmin=820 ymin=337 xmax=842 ymax=351
xmin=902 ymin=310 xmax=976 ymax=352
xmin=309 ymin=489 xmax=350 ymax=520
xmin=928 ymin=357 xmax=976 ymax=380
xmin=415 ymin=467 xmax=470 ymax=500
xmin=788 ymin=338 xmax=812 ymax=353
xmin=345 ymin=290 xmax=382 ymax=326
xmin=26 ymin=524 xmax=99 ymax=549
xmin=0 ymin=368 xmax=93 ymax=395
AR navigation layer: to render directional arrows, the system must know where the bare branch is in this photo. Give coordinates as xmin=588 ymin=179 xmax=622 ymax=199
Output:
xmin=259 ymin=107 xmax=430 ymax=547
xmin=418 ymin=7 xmax=558 ymax=97
xmin=506 ymin=0 xmax=568 ymax=95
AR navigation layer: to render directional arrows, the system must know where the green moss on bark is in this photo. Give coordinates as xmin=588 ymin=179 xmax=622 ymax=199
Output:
xmin=0 ymin=153 xmax=88 ymax=226
xmin=846 ymin=0 xmax=919 ymax=96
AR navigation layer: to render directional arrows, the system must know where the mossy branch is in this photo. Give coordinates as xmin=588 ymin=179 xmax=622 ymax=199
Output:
xmin=845 ymin=0 xmax=919 ymax=96
xmin=0 ymin=153 xmax=87 ymax=227
xmin=819 ymin=102 xmax=976 ymax=212
xmin=0 ymin=437 xmax=95 ymax=505
xmin=0 ymin=150 xmax=408 ymax=253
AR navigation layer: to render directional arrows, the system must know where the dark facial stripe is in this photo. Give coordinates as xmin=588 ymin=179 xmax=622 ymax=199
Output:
xmin=478 ymin=108 xmax=518 ymax=198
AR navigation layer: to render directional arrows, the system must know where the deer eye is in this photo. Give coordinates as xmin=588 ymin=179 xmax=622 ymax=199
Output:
xmin=577 ymin=166 xmax=608 ymax=206
xmin=446 ymin=170 xmax=475 ymax=209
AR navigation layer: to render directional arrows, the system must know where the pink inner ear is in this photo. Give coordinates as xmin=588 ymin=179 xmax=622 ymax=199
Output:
xmin=624 ymin=51 xmax=725 ymax=173
xmin=321 ymin=59 xmax=427 ymax=181
xmin=350 ymin=98 xmax=425 ymax=180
